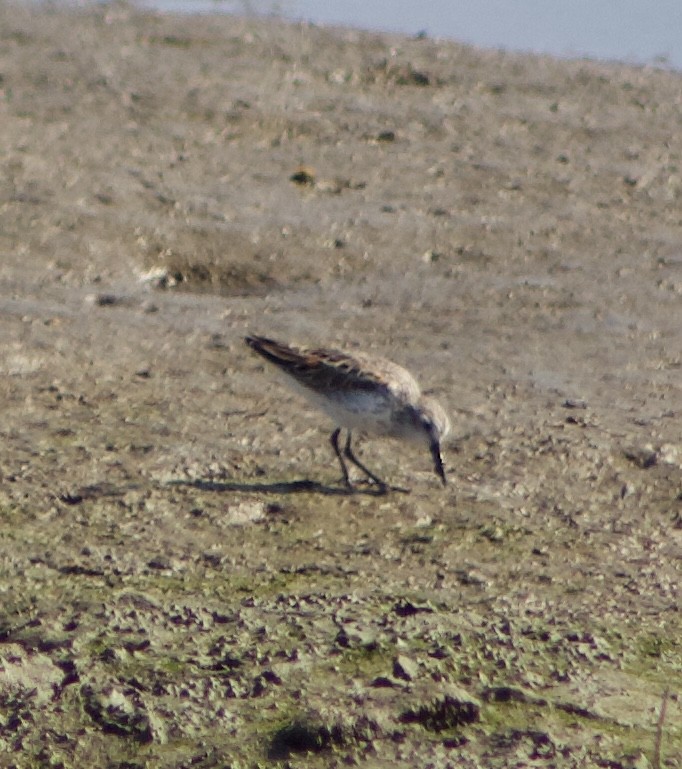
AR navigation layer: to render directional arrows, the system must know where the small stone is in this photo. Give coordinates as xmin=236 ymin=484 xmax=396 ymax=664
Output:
xmin=624 ymin=446 xmax=658 ymax=469
xmin=399 ymin=683 xmax=480 ymax=730
xmin=290 ymin=166 xmax=316 ymax=185
xmin=393 ymin=655 xmax=418 ymax=682
xmin=624 ymin=752 xmax=652 ymax=769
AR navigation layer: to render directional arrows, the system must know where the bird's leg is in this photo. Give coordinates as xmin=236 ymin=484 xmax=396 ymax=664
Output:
xmin=330 ymin=428 xmax=353 ymax=490
xmin=343 ymin=431 xmax=389 ymax=492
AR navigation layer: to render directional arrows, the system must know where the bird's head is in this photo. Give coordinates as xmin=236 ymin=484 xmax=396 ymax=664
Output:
xmin=410 ymin=397 xmax=450 ymax=486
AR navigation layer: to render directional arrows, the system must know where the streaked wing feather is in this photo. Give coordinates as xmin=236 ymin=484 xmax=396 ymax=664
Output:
xmin=245 ymin=335 xmax=417 ymax=400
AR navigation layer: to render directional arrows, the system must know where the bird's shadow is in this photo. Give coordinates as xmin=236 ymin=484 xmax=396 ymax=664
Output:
xmin=170 ymin=478 xmax=408 ymax=497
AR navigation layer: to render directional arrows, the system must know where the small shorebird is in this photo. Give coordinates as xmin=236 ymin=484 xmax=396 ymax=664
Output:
xmin=245 ymin=335 xmax=450 ymax=492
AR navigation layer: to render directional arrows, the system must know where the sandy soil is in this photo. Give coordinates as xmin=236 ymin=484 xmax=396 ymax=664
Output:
xmin=0 ymin=3 xmax=680 ymax=767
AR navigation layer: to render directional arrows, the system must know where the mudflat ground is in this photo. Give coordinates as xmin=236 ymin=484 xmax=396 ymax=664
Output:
xmin=0 ymin=3 xmax=680 ymax=767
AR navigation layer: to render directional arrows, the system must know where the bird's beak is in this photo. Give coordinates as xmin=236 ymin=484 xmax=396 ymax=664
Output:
xmin=430 ymin=440 xmax=447 ymax=486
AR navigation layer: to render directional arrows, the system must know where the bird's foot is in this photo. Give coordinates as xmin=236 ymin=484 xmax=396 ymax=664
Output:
xmin=351 ymin=477 xmax=410 ymax=495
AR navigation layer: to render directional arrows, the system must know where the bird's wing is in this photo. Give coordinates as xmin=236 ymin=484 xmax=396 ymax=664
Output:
xmin=245 ymin=335 xmax=418 ymax=400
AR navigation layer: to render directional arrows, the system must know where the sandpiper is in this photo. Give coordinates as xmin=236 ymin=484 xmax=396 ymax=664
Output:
xmin=244 ymin=335 xmax=450 ymax=491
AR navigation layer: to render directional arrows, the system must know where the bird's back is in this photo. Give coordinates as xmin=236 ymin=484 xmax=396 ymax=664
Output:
xmin=245 ymin=335 xmax=421 ymax=404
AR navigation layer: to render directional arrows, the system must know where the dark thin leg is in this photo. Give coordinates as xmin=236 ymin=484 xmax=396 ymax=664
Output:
xmin=330 ymin=428 xmax=352 ymax=490
xmin=343 ymin=431 xmax=389 ymax=491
